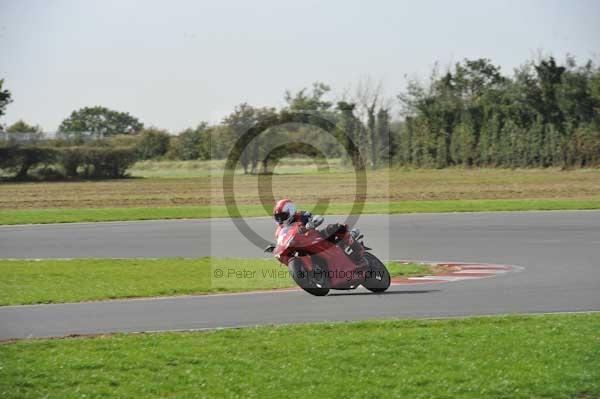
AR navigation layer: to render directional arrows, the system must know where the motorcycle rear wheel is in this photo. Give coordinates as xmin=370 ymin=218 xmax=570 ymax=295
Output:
xmin=288 ymin=258 xmax=330 ymax=296
xmin=361 ymin=253 xmax=391 ymax=293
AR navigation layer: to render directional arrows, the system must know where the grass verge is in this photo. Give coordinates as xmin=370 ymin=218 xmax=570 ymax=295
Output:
xmin=1 ymin=313 xmax=599 ymax=398
xmin=0 ymin=258 xmax=431 ymax=305
xmin=1 ymin=198 xmax=599 ymax=225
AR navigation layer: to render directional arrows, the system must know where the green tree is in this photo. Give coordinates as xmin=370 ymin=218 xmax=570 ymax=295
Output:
xmin=557 ymin=58 xmax=598 ymax=127
xmin=436 ymin=131 xmax=449 ymax=168
xmin=375 ymin=108 xmax=391 ymax=166
xmin=58 ymin=106 xmax=143 ymax=137
xmin=222 ymin=104 xmax=277 ymax=174
xmin=454 ymin=58 xmax=505 ymax=101
xmin=175 ymin=122 xmax=210 ymax=161
xmin=223 ymin=104 xmax=254 ymax=173
xmin=478 ymin=117 xmax=491 ymax=166
xmin=6 ymin=120 xmax=42 ymax=133
xmin=410 ymin=118 xmax=431 ymax=167
xmin=137 ymin=128 xmax=171 ymax=160
xmin=367 ymin=104 xmax=377 ymax=168
xmin=533 ymin=57 xmax=566 ymax=126
xmin=0 ymin=147 xmax=57 ymax=179
xmin=450 ymin=118 xmax=476 ymax=166
xmin=511 ymin=123 xmax=528 ymax=168
xmin=53 ymin=146 xmax=137 ymax=179
xmin=541 ymin=123 xmax=560 ymax=166
xmin=498 ymin=119 xmax=519 ymax=167
xmin=0 ymin=79 xmax=12 ymax=124
xmin=396 ymin=55 xmax=600 ymax=169
xmin=527 ymin=117 xmax=544 ymax=167
xmin=355 ymin=78 xmax=388 ymax=168
xmin=591 ymin=72 xmax=600 ymax=112
xmin=568 ymin=127 xmax=600 ymax=167
xmin=284 ymin=82 xmax=332 ymax=112
xmin=398 ymin=118 xmax=414 ymax=165
xmin=336 ymin=101 xmax=363 ymax=167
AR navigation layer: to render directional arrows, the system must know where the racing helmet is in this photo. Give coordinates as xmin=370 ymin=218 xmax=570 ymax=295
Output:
xmin=273 ymin=198 xmax=296 ymax=225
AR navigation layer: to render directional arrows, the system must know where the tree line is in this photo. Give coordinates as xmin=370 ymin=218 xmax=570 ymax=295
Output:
xmin=398 ymin=57 xmax=600 ymax=168
xmin=1 ymin=55 xmax=599 ymax=180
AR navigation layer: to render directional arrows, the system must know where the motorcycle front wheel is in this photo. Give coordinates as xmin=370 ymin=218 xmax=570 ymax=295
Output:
xmin=288 ymin=258 xmax=330 ymax=296
xmin=361 ymin=252 xmax=391 ymax=293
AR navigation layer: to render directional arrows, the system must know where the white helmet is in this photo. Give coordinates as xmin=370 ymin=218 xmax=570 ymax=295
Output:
xmin=273 ymin=198 xmax=296 ymax=225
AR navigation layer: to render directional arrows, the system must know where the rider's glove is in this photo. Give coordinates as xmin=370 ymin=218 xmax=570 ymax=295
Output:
xmin=350 ymin=228 xmax=362 ymax=240
xmin=306 ymin=215 xmax=324 ymax=229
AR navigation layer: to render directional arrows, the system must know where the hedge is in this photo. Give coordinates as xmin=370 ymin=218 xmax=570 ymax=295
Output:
xmin=0 ymin=145 xmax=138 ymax=180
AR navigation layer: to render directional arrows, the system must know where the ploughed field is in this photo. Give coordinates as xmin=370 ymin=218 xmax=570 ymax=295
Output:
xmin=2 ymin=167 xmax=600 ymax=210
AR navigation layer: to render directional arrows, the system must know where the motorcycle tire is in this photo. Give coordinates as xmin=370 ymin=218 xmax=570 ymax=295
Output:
xmin=288 ymin=257 xmax=330 ymax=296
xmin=361 ymin=252 xmax=391 ymax=293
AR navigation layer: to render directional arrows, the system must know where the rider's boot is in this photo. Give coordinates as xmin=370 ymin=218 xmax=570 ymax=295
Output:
xmin=344 ymin=229 xmax=368 ymax=269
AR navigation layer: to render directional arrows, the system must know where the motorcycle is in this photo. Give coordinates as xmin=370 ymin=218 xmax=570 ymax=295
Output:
xmin=264 ymin=220 xmax=391 ymax=296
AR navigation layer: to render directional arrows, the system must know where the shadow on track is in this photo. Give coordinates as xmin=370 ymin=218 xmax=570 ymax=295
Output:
xmin=328 ymin=289 xmax=440 ymax=297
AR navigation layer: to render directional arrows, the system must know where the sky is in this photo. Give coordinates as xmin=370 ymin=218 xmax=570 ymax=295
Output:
xmin=1 ymin=0 xmax=599 ymax=132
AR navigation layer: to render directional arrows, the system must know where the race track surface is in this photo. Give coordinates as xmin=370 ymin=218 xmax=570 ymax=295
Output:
xmin=1 ymin=211 xmax=599 ymax=340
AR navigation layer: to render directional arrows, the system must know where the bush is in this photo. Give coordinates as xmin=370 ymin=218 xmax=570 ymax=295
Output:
xmin=137 ymin=128 xmax=171 ymax=160
xmin=56 ymin=146 xmax=138 ymax=178
xmin=569 ymin=127 xmax=600 ymax=167
xmin=109 ymin=134 xmax=141 ymax=148
xmin=59 ymin=147 xmax=85 ymax=177
xmin=165 ymin=136 xmax=181 ymax=160
xmin=34 ymin=165 xmax=65 ymax=180
xmin=1 ymin=143 xmax=139 ymax=180
xmin=83 ymin=146 xmax=138 ymax=178
xmin=174 ymin=128 xmax=210 ymax=160
xmin=0 ymin=146 xmax=58 ymax=179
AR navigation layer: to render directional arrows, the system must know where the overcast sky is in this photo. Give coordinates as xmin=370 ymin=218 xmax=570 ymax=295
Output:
xmin=1 ymin=0 xmax=599 ymax=131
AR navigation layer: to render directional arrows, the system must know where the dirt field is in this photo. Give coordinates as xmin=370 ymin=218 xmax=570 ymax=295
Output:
xmin=1 ymin=168 xmax=599 ymax=210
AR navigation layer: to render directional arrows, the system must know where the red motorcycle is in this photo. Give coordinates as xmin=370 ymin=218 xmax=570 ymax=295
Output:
xmin=264 ymin=222 xmax=391 ymax=296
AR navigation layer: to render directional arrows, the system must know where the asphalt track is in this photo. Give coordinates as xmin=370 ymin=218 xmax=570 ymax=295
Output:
xmin=1 ymin=211 xmax=599 ymax=340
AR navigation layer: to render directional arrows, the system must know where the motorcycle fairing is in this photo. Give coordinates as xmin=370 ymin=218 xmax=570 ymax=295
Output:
xmin=274 ymin=222 xmax=359 ymax=288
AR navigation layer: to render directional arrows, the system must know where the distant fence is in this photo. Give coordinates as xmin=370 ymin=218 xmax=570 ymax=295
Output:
xmin=0 ymin=132 xmax=45 ymax=144
xmin=0 ymin=132 xmax=102 ymax=145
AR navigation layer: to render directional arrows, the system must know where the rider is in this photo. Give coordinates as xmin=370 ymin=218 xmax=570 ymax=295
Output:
xmin=272 ymin=198 xmax=366 ymax=265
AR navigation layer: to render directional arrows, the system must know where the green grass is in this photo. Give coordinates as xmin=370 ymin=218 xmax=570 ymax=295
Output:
xmin=1 ymin=198 xmax=600 ymax=225
xmin=0 ymin=258 xmax=279 ymax=305
xmin=0 ymin=206 xmax=213 ymax=225
xmin=1 ymin=313 xmax=599 ymax=398
xmin=386 ymin=261 xmax=432 ymax=277
xmin=0 ymin=258 xmax=431 ymax=305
